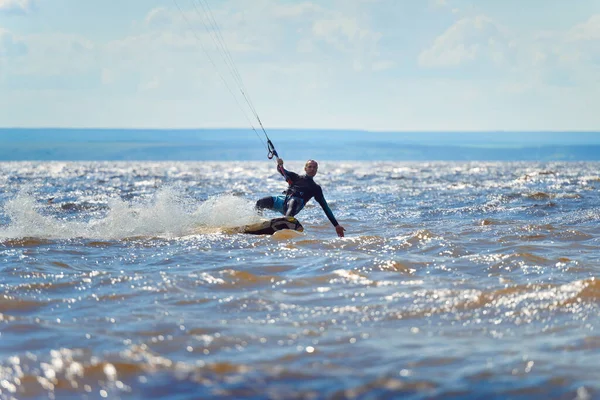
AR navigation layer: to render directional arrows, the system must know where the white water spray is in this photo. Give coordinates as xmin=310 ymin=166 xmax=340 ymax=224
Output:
xmin=0 ymin=187 xmax=263 ymax=240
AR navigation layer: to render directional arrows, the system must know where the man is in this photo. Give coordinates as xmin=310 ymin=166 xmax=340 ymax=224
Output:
xmin=256 ymin=158 xmax=346 ymax=237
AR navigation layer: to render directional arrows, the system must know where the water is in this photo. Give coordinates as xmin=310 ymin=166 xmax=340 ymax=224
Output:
xmin=2 ymin=128 xmax=600 ymax=161
xmin=0 ymin=160 xmax=599 ymax=399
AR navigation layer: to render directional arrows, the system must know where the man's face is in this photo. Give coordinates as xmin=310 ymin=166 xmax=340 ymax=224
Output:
xmin=305 ymin=161 xmax=318 ymax=177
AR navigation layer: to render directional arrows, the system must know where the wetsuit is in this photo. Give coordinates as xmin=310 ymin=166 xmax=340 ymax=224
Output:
xmin=256 ymin=164 xmax=339 ymax=227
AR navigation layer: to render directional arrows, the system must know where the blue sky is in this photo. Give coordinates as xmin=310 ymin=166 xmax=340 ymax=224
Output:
xmin=1 ymin=0 xmax=599 ymax=131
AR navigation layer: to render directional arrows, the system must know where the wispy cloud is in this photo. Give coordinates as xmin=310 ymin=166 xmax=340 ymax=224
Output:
xmin=568 ymin=14 xmax=600 ymax=41
xmin=0 ymin=28 xmax=28 ymax=57
xmin=418 ymin=16 xmax=513 ymax=68
xmin=1 ymin=1 xmax=600 ymax=129
xmin=0 ymin=0 xmax=34 ymax=15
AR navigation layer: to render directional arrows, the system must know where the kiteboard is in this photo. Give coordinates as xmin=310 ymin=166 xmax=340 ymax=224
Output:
xmin=241 ymin=217 xmax=303 ymax=235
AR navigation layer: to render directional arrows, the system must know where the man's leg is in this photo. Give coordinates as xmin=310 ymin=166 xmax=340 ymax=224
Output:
xmin=284 ymin=197 xmax=304 ymax=217
xmin=256 ymin=195 xmax=287 ymax=215
xmin=256 ymin=196 xmax=274 ymax=214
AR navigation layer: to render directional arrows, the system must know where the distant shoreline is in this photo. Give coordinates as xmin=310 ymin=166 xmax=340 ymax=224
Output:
xmin=1 ymin=128 xmax=599 ymax=161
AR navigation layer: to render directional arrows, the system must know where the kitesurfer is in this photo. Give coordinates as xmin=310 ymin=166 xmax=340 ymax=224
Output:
xmin=256 ymin=158 xmax=346 ymax=237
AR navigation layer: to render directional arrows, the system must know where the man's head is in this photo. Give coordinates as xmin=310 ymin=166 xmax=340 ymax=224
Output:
xmin=304 ymin=159 xmax=318 ymax=177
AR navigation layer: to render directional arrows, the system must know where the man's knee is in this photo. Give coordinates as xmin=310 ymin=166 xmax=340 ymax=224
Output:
xmin=256 ymin=196 xmax=274 ymax=210
xmin=285 ymin=197 xmax=301 ymax=217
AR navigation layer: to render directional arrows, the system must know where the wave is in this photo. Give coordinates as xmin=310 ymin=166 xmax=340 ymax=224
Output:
xmin=1 ymin=342 xmax=595 ymax=400
xmin=385 ymin=278 xmax=600 ymax=322
xmin=0 ymin=188 xmax=262 ymax=241
xmin=0 ymin=295 xmax=50 ymax=313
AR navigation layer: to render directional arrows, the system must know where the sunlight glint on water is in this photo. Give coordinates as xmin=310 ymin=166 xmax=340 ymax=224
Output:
xmin=0 ymin=161 xmax=599 ymax=399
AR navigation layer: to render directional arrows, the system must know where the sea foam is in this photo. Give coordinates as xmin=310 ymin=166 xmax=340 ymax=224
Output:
xmin=0 ymin=187 xmax=262 ymax=240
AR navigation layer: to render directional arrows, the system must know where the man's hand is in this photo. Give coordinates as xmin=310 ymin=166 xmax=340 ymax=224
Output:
xmin=335 ymin=225 xmax=346 ymax=238
xmin=277 ymin=158 xmax=284 ymax=166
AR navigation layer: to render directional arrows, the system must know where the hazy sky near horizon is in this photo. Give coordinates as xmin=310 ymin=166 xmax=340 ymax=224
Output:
xmin=1 ymin=0 xmax=600 ymax=131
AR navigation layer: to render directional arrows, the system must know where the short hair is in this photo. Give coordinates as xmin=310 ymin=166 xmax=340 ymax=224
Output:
xmin=305 ymin=159 xmax=318 ymax=167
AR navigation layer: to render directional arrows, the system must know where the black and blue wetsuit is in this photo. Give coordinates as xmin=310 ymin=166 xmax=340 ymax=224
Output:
xmin=256 ymin=165 xmax=339 ymax=227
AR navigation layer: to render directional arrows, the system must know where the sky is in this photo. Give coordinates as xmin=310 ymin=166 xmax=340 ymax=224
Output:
xmin=1 ymin=0 xmax=600 ymax=131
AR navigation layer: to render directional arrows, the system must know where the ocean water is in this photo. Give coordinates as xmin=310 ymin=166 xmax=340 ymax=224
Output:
xmin=0 ymin=160 xmax=599 ymax=399
xmin=2 ymin=128 xmax=600 ymax=161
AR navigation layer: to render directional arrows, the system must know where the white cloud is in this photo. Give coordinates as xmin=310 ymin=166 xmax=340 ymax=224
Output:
xmin=0 ymin=0 xmax=33 ymax=14
xmin=312 ymin=16 xmax=379 ymax=53
xmin=430 ymin=0 xmax=448 ymax=9
xmin=6 ymin=33 xmax=95 ymax=76
xmin=372 ymin=60 xmax=395 ymax=71
xmin=141 ymin=0 xmax=387 ymax=75
xmin=428 ymin=0 xmax=461 ymax=15
xmin=558 ymin=14 xmax=600 ymax=72
xmin=518 ymin=14 xmax=600 ymax=86
xmin=3 ymin=0 xmax=599 ymax=130
xmin=139 ymin=76 xmax=160 ymax=91
xmin=302 ymin=7 xmax=387 ymax=73
xmin=418 ymin=15 xmax=514 ymax=68
xmin=415 ymin=11 xmax=600 ymax=107
xmin=271 ymin=2 xmax=322 ymax=18
xmin=101 ymin=68 xmax=115 ymax=85
xmin=143 ymin=5 xmax=270 ymax=54
xmin=145 ymin=7 xmax=171 ymax=28
xmin=567 ymin=14 xmax=600 ymax=41
xmin=0 ymin=28 xmax=27 ymax=58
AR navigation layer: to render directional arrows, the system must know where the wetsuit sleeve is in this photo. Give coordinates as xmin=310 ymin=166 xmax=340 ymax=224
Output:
xmin=314 ymin=186 xmax=339 ymax=227
xmin=277 ymin=165 xmax=300 ymax=185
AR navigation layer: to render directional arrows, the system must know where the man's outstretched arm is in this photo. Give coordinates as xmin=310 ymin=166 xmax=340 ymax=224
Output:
xmin=314 ymin=190 xmax=345 ymax=237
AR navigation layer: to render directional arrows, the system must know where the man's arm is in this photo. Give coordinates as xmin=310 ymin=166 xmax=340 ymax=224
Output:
xmin=314 ymin=188 xmax=346 ymax=237
xmin=276 ymin=158 xmax=299 ymax=185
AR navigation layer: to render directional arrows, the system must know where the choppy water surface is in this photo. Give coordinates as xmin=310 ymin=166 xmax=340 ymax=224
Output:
xmin=0 ymin=161 xmax=599 ymax=399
